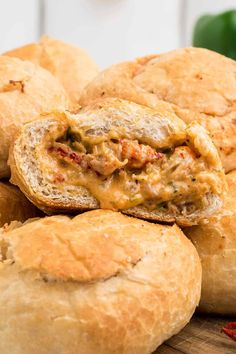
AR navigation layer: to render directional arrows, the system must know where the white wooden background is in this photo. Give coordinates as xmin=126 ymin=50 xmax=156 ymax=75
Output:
xmin=0 ymin=0 xmax=235 ymax=68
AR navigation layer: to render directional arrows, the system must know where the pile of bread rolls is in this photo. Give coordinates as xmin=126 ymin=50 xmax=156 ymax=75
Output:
xmin=0 ymin=37 xmax=235 ymax=354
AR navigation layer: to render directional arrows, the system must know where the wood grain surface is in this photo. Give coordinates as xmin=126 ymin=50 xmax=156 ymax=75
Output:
xmin=156 ymin=315 xmax=236 ymax=354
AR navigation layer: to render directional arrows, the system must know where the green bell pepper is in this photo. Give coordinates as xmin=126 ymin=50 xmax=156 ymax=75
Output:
xmin=193 ymin=9 xmax=236 ymax=60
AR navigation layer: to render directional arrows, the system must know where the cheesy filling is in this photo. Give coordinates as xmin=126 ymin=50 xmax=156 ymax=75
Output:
xmin=44 ymin=126 xmax=216 ymax=213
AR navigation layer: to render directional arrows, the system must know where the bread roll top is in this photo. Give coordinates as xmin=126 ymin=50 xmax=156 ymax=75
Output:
xmin=5 ymin=35 xmax=99 ymax=103
xmin=0 ymin=55 xmax=69 ymax=178
xmin=1 ymin=209 xmax=197 ymax=283
xmin=79 ymin=48 xmax=236 ymax=172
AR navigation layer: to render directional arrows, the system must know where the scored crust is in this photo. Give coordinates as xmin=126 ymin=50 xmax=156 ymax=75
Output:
xmin=9 ymin=98 xmax=226 ymax=226
xmin=0 ymin=210 xmax=202 ymax=354
xmin=79 ymin=48 xmax=236 ymax=172
xmin=0 ymin=182 xmax=40 ymax=227
xmin=185 ymin=170 xmax=236 ymax=315
xmin=5 ymin=35 xmax=99 ymax=104
xmin=0 ymin=55 xmax=69 ymax=178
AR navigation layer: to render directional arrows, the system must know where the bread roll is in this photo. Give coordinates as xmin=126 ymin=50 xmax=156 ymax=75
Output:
xmin=79 ymin=48 xmax=236 ymax=172
xmin=5 ymin=35 xmax=99 ymax=104
xmin=0 ymin=55 xmax=68 ymax=178
xmin=0 ymin=182 xmax=39 ymax=226
xmin=185 ymin=171 xmax=236 ymax=315
xmin=0 ymin=209 xmax=201 ymax=354
xmin=9 ymin=98 xmax=226 ymax=226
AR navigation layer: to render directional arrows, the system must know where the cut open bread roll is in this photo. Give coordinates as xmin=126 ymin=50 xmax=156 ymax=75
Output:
xmin=0 ymin=210 xmax=201 ymax=354
xmin=9 ymin=98 xmax=226 ymax=226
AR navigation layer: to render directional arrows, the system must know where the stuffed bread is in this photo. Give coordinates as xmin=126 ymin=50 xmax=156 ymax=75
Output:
xmin=185 ymin=170 xmax=236 ymax=315
xmin=4 ymin=35 xmax=99 ymax=104
xmin=0 ymin=55 xmax=68 ymax=178
xmin=79 ymin=48 xmax=236 ymax=173
xmin=9 ymin=98 xmax=225 ymax=226
xmin=0 ymin=209 xmax=201 ymax=354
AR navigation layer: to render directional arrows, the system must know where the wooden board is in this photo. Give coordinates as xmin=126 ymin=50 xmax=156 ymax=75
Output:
xmin=155 ymin=315 xmax=236 ymax=354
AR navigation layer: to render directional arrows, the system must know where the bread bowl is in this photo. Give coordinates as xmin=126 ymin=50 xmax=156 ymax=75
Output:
xmin=0 ymin=55 xmax=68 ymax=178
xmin=185 ymin=170 xmax=236 ymax=314
xmin=79 ymin=48 xmax=236 ymax=172
xmin=5 ymin=35 xmax=99 ymax=104
xmin=9 ymin=98 xmax=226 ymax=226
xmin=0 ymin=209 xmax=202 ymax=354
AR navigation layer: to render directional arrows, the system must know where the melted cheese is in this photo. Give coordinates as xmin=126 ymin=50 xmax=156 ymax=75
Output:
xmin=39 ymin=139 xmax=220 ymax=213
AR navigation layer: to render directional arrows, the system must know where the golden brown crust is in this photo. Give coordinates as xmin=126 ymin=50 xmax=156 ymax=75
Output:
xmin=0 ymin=182 xmax=40 ymax=227
xmin=79 ymin=48 xmax=236 ymax=172
xmin=5 ymin=35 xmax=99 ymax=103
xmin=9 ymin=99 xmax=226 ymax=225
xmin=0 ymin=210 xmax=201 ymax=354
xmin=185 ymin=170 xmax=236 ymax=315
xmin=0 ymin=55 xmax=69 ymax=178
